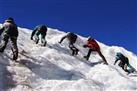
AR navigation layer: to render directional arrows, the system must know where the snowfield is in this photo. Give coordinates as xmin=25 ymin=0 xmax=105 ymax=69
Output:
xmin=0 ymin=27 xmax=136 ymax=91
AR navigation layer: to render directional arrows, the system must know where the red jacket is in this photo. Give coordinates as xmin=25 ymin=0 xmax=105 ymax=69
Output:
xmin=86 ymin=39 xmax=100 ymax=51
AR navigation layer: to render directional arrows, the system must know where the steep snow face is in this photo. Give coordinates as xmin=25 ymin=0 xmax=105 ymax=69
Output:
xmin=0 ymin=27 xmax=137 ymax=91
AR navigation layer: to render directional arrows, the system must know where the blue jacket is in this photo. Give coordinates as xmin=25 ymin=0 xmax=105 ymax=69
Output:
xmin=114 ymin=53 xmax=129 ymax=66
xmin=31 ymin=25 xmax=47 ymax=38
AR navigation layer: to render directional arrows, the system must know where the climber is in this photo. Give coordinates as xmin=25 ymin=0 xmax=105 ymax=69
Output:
xmin=31 ymin=25 xmax=47 ymax=46
xmin=114 ymin=52 xmax=136 ymax=73
xmin=59 ymin=32 xmax=79 ymax=56
xmin=0 ymin=17 xmax=18 ymax=60
xmin=83 ymin=36 xmax=108 ymax=65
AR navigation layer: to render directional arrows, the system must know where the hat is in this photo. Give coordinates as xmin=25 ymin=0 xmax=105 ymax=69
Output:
xmin=87 ymin=36 xmax=93 ymax=40
xmin=5 ymin=17 xmax=14 ymax=22
xmin=116 ymin=52 xmax=123 ymax=57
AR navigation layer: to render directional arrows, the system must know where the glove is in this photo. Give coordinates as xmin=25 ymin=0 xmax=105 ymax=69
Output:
xmin=83 ymin=45 xmax=87 ymax=48
xmin=31 ymin=37 xmax=33 ymax=40
xmin=59 ymin=41 xmax=61 ymax=44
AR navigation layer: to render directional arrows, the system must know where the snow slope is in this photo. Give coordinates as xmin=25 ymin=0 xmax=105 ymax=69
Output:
xmin=0 ymin=27 xmax=137 ymax=91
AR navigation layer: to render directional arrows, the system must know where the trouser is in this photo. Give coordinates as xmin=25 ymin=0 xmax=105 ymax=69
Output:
xmin=69 ymin=43 xmax=79 ymax=55
xmin=98 ymin=51 xmax=108 ymax=64
xmin=85 ymin=49 xmax=92 ymax=60
xmin=0 ymin=35 xmax=18 ymax=60
xmin=34 ymin=32 xmax=47 ymax=46
xmin=118 ymin=61 xmax=124 ymax=68
xmin=85 ymin=49 xmax=108 ymax=64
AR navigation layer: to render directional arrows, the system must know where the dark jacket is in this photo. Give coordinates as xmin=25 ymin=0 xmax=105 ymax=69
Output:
xmin=0 ymin=21 xmax=18 ymax=37
xmin=31 ymin=25 xmax=47 ymax=38
xmin=60 ymin=32 xmax=77 ymax=44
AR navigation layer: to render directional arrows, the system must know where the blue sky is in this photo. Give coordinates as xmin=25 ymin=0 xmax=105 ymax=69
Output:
xmin=0 ymin=0 xmax=136 ymax=54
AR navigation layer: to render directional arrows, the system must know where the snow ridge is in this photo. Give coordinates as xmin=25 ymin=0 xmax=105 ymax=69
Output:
xmin=0 ymin=27 xmax=136 ymax=91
